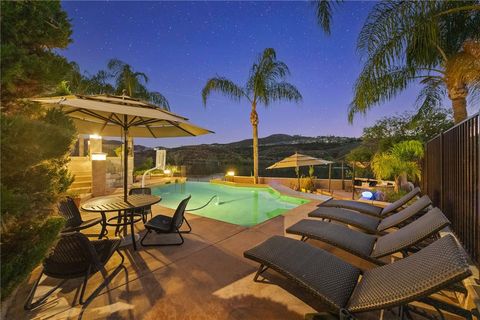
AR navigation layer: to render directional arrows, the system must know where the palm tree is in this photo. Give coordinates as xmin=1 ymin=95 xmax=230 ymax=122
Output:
xmin=371 ymin=140 xmax=424 ymax=192
xmin=349 ymin=1 xmax=480 ymax=124
xmin=107 ymin=59 xmax=170 ymax=110
xmin=201 ymin=48 xmax=302 ymax=184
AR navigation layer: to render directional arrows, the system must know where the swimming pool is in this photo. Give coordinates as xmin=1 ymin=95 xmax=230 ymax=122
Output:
xmin=150 ymin=181 xmax=309 ymax=226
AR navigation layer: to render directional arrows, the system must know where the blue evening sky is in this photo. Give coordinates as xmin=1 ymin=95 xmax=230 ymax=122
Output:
xmin=60 ymin=1 xmax=424 ymax=148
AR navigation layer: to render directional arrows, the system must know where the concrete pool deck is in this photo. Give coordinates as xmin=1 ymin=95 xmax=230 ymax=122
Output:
xmin=5 ymin=200 xmax=471 ymax=319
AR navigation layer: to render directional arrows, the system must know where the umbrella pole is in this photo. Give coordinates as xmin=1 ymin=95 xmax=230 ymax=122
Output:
xmin=328 ymin=163 xmax=332 ymax=193
xmin=297 ymin=166 xmax=300 ymax=191
xmin=123 ymin=119 xmax=128 ymax=201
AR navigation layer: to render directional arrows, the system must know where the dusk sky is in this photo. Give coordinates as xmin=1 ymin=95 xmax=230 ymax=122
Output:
xmin=61 ymin=1 xmax=428 ymax=148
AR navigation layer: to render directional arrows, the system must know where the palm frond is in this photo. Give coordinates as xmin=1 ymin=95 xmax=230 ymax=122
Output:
xmin=134 ymin=72 xmax=149 ymax=85
xmin=349 ymin=65 xmax=417 ymax=122
xmin=390 ymin=140 xmax=424 ymax=160
xmin=148 ymin=91 xmax=170 ymax=111
xmin=415 ymin=77 xmax=446 ymax=111
xmin=264 ymin=82 xmax=302 ymax=106
xmin=313 ymin=0 xmax=342 ymax=34
xmin=201 ymin=77 xmax=246 ymax=106
xmin=107 ymin=58 xmax=126 ymax=77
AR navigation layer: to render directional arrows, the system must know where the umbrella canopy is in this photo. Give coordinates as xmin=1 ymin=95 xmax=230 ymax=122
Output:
xmin=267 ymin=153 xmax=334 ymax=191
xmin=267 ymin=153 xmax=333 ymax=169
xmin=33 ymin=94 xmax=213 ymax=199
xmin=32 ymin=94 xmax=213 ymax=137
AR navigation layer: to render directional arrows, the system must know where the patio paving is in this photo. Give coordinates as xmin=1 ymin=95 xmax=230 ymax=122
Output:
xmin=4 ymin=200 xmax=466 ymax=319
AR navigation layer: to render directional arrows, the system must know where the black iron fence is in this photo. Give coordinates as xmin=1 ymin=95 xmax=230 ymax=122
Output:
xmin=423 ymin=113 xmax=479 ymax=265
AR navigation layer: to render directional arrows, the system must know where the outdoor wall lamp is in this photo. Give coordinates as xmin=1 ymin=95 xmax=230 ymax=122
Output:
xmin=89 ymin=134 xmax=102 ymax=140
xmin=226 ymin=171 xmax=235 ymax=177
xmin=91 ymin=152 xmax=107 ymax=161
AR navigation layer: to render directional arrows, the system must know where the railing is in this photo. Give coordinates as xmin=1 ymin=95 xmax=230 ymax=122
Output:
xmin=423 ymin=113 xmax=479 ymax=265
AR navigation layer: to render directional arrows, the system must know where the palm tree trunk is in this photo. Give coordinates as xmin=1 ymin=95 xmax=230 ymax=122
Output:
xmin=250 ymin=103 xmax=259 ymax=184
xmin=448 ymin=84 xmax=468 ymax=124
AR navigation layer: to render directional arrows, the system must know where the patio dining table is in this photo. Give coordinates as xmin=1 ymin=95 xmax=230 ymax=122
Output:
xmin=81 ymin=194 xmax=161 ymax=250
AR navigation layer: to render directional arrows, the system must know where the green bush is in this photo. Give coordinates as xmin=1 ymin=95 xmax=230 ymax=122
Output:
xmin=1 ymin=105 xmax=76 ymax=300
xmin=1 ymin=217 xmax=64 ymax=299
xmin=384 ymin=190 xmax=409 ymax=203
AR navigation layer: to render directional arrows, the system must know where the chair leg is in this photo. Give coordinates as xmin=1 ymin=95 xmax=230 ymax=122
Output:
xmin=140 ymin=228 xmax=185 ymax=246
xmin=79 ymin=250 xmax=125 ymax=305
xmin=115 ymin=211 xmax=122 ymax=236
xmin=179 ymin=217 xmax=192 ymax=233
xmin=130 ymin=211 xmax=137 ymax=251
xmin=253 ymin=264 xmax=269 ymax=282
xmin=24 ymin=271 xmax=68 ymax=310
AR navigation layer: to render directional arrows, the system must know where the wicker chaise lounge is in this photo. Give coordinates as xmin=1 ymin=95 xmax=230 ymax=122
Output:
xmin=286 ymin=207 xmax=449 ymax=265
xmin=309 ymin=195 xmax=432 ymax=234
xmin=320 ymin=187 xmax=421 ymax=217
xmin=244 ymin=235 xmax=473 ymax=319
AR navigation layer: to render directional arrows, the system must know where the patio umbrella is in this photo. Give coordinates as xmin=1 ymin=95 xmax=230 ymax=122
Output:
xmin=267 ymin=153 xmax=333 ymax=190
xmin=33 ymin=94 xmax=213 ymax=200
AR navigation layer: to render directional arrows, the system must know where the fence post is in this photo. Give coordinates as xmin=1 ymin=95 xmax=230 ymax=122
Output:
xmin=440 ymin=133 xmax=444 ymax=211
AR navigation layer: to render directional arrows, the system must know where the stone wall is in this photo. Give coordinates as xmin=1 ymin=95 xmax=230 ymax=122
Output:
xmin=227 ymin=175 xmax=353 ymax=190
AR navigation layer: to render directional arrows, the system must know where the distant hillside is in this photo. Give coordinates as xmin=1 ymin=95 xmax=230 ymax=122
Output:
xmin=134 ymin=134 xmax=361 ymax=178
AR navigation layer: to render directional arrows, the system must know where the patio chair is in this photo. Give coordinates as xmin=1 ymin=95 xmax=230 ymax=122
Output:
xmin=244 ymin=234 xmax=473 ymax=319
xmin=309 ymin=195 xmax=432 ymax=234
xmin=58 ymin=197 xmax=106 ymax=239
xmin=24 ymin=232 xmax=124 ymax=310
xmin=286 ymin=207 xmax=450 ymax=265
xmin=129 ymin=187 xmax=154 ymax=222
xmin=140 ymin=195 xmax=192 ymax=247
xmin=320 ymin=187 xmax=421 ymax=217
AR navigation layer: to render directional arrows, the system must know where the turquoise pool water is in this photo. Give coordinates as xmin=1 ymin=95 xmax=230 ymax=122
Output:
xmin=151 ymin=181 xmax=309 ymax=226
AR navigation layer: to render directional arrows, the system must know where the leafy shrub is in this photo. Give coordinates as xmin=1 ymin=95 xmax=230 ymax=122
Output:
xmin=1 ymin=105 xmax=76 ymax=300
xmin=384 ymin=190 xmax=409 ymax=203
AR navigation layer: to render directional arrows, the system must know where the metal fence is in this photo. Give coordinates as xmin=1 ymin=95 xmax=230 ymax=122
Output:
xmin=423 ymin=113 xmax=479 ymax=265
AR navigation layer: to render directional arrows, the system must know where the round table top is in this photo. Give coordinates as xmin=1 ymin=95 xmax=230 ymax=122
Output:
xmin=81 ymin=194 xmax=161 ymax=212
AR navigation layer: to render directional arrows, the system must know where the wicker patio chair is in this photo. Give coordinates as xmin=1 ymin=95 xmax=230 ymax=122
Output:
xmin=24 ymin=232 xmax=124 ymax=310
xmin=309 ymin=195 xmax=432 ymax=234
xmin=58 ymin=197 xmax=106 ymax=238
xmin=140 ymin=195 xmax=192 ymax=246
xmin=244 ymin=234 xmax=473 ymax=319
xmin=320 ymin=187 xmax=421 ymax=217
xmin=129 ymin=187 xmax=153 ymax=222
xmin=287 ymin=207 xmax=449 ymax=265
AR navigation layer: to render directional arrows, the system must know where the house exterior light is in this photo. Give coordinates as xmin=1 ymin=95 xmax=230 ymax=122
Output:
xmin=164 ymin=169 xmax=172 ymax=175
xmin=226 ymin=171 xmax=235 ymax=177
xmin=89 ymin=134 xmax=102 ymax=140
xmin=91 ymin=152 xmax=107 ymax=161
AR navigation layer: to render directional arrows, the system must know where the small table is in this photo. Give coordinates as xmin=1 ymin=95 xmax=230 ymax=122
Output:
xmin=82 ymin=194 xmax=161 ymax=250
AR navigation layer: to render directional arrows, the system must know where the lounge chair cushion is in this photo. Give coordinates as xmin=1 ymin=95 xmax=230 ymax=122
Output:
xmin=377 ymin=195 xmax=431 ymax=232
xmin=309 ymin=207 xmax=381 ymax=233
xmin=244 ymin=236 xmax=361 ymax=311
xmin=372 ymin=207 xmax=450 ymax=258
xmin=347 ymin=235 xmax=471 ymax=312
xmin=286 ymin=220 xmax=377 ymax=261
xmin=320 ymin=199 xmax=383 ymax=217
